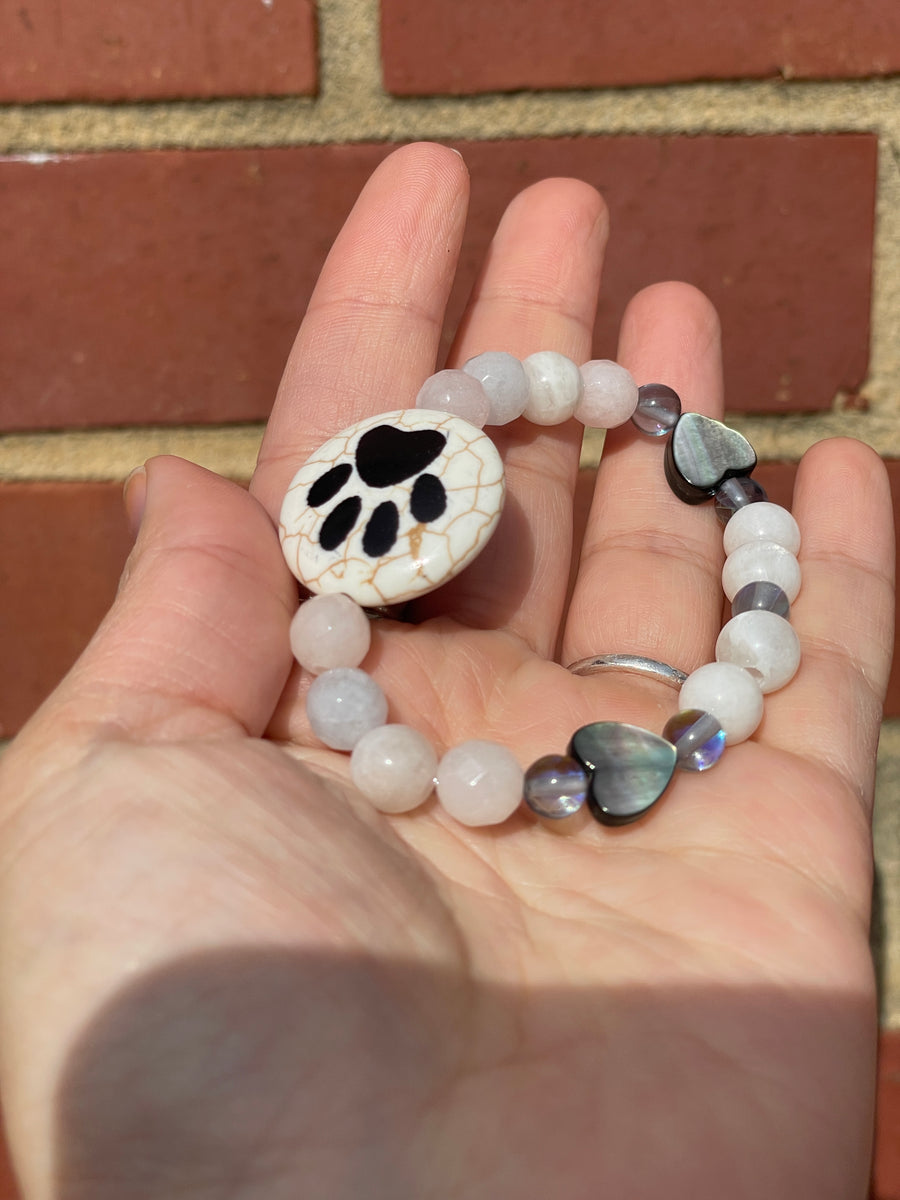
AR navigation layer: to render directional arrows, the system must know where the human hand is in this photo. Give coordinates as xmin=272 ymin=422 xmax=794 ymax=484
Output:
xmin=0 ymin=142 xmax=893 ymax=1200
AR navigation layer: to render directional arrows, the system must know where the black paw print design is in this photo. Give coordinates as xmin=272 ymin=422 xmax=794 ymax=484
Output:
xmin=306 ymin=424 xmax=450 ymax=558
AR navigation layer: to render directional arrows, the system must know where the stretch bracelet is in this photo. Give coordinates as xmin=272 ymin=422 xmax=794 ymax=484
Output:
xmin=278 ymin=352 xmax=800 ymax=828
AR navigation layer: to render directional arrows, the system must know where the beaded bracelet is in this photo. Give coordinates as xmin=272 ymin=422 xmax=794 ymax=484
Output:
xmin=278 ymin=352 xmax=801 ymax=828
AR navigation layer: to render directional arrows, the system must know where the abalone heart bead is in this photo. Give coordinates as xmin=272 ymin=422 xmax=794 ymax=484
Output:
xmin=664 ymin=412 xmax=758 ymax=505
xmin=569 ymin=722 xmax=677 ymax=826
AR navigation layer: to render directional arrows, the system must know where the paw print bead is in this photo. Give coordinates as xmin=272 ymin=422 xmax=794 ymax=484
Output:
xmin=279 ymin=409 xmax=505 ymax=607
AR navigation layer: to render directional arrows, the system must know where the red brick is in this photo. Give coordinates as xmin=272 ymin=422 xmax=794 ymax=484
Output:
xmin=0 ymin=0 xmax=317 ymax=102
xmin=874 ymin=1030 xmax=900 ymax=1199
xmin=0 ymin=136 xmax=875 ymax=430
xmin=0 ymin=482 xmax=133 ymax=737
xmin=381 ymin=0 xmax=900 ymax=94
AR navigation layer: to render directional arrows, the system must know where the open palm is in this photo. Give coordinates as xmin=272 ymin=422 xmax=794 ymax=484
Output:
xmin=0 ymin=143 xmax=893 ymax=1200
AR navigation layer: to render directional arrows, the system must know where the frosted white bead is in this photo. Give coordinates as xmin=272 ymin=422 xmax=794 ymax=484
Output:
xmin=722 ymin=540 xmax=801 ymax=603
xmin=306 ymin=667 xmax=388 ymax=751
xmin=435 ymin=740 xmax=524 ymax=826
xmin=715 ymin=611 xmax=801 ymax=694
xmin=722 ymin=501 xmax=801 ymax=556
xmin=679 ymin=662 xmax=764 ymax=745
xmin=575 ymin=360 xmax=639 ymax=428
xmin=415 ymin=369 xmax=490 ymax=428
xmin=289 ymin=593 xmax=371 ymax=675
xmin=522 ymin=352 xmax=583 ymax=425
xmin=463 ymin=351 xmax=529 ymax=425
xmin=350 ymin=724 xmax=438 ymax=813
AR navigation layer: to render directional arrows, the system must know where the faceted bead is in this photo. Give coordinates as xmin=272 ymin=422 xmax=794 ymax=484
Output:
xmin=350 ymin=724 xmax=438 ymax=813
xmin=306 ymin=667 xmax=388 ymax=751
xmin=523 ymin=754 xmax=588 ymax=819
xmin=289 ymin=593 xmax=371 ymax=675
xmin=463 ymin=351 xmax=529 ymax=425
xmin=631 ymin=383 xmax=682 ymax=437
xmin=715 ymin=610 xmax=801 ymax=693
xmin=522 ymin=351 xmax=583 ymax=425
xmin=714 ymin=475 xmax=768 ymax=522
xmin=678 ymin=662 xmax=763 ymax=745
xmin=575 ymin=360 xmax=639 ymax=429
xmin=723 ymin=501 xmax=801 ymax=556
xmin=731 ymin=580 xmax=791 ymax=620
xmin=569 ymin=722 xmax=676 ymax=826
xmin=435 ymin=740 xmax=524 ymax=826
xmin=665 ymin=412 xmax=757 ymax=505
xmin=722 ymin=540 xmax=801 ymax=603
xmin=416 ymin=369 xmax=490 ymax=428
xmin=662 ymin=709 xmax=726 ymax=771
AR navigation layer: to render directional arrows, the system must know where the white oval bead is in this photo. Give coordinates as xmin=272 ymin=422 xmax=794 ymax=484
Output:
xmin=289 ymin=593 xmax=371 ymax=675
xmin=715 ymin=611 xmax=801 ymax=694
xmin=306 ymin=667 xmax=388 ymax=751
xmin=522 ymin=352 xmax=583 ymax=425
xmin=350 ymin=724 xmax=438 ymax=813
xmin=575 ymin=360 xmax=639 ymax=428
xmin=415 ymin=369 xmax=490 ymax=428
xmin=435 ymin=740 xmax=524 ymax=826
xmin=462 ymin=351 xmax=529 ymax=425
xmin=679 ymin=662 xmax=764 ymax=745
xmin=722 ymin=501 xmax=801 ymax=556
xmin=722 ymin=540 xmax=801 ymax=603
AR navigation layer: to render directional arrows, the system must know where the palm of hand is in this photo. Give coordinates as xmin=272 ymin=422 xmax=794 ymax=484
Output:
xmin=0 ymin=143 xmax=892 ymax=1200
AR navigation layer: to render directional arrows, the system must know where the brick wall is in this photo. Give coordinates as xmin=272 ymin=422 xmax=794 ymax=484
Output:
xmin=1 ymin=0 xmax=899 ymax=1194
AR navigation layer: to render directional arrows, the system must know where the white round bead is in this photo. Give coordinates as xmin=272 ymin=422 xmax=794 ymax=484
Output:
xmin=715 ymin=611 xmax=801 ymax=694
xmin=306 ymin=667 xmax=388 ymax=751
xmin=350 ymin=724 xmax=438 ymax=813
xmin=435 ymin=740 xmax=524 ymax=826
xmin=722 ymin=540 xmax=801 ymax=603
xmin=289 ymin=593 xmax=371 ymax=675
xmin=575 ymin=360 xmax=639 ymax=428
xmin=415 ymin=369 xmax=490 ymax=428
xmin=462 ymin=352 xmax=529 ymax=425
xmin=522 ymin=352 xmax=583 ymax=425
xmin=723 ymin=501 xmax=801 ymax=556
xmin=679 ymin=662 xmax=764 ymax=745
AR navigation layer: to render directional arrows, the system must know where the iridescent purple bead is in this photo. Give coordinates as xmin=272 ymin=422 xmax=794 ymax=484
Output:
xmin=715 ymin=475 xmax=768 ymax=523
xmin=631 ymin=383 xmax=682 ymax=437
xmin=662 ymin=709 xmax=726 ymax=772
xmin=523 ymin=754 xmax=588 ymax=819
xmin=731 ymin=579 xmax=791 ymax=620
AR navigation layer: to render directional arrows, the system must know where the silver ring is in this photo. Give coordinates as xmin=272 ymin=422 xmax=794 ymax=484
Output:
xmin=566 ymin=653 xmax=687 ymax=689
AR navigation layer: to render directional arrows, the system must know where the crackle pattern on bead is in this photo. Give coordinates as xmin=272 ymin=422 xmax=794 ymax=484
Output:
xmin=280 ymin=408 xmax=505 ymax=608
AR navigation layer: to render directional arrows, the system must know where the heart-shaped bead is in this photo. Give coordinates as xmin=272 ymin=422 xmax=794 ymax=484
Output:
xmin=664 ymin=412 xmax=757 ymax=505
xmin=569 ymin=722 xmax=676 ymax=825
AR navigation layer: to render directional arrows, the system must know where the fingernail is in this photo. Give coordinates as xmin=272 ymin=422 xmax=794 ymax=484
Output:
xmin=123 ymin=464 xmax=147 ymax=536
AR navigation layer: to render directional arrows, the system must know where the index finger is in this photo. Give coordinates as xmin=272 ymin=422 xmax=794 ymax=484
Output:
xmin=251 ymin=143 xmax=471 ymax=520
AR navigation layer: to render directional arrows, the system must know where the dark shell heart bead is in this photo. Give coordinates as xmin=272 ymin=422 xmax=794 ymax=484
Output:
xmin=569 ymin=722 xmax=677 ymax=826
xmin=665 ymin=412 xmax=757 ymax=505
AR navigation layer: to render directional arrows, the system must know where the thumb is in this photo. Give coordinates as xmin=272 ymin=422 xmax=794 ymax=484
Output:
xmin=23 ymin=455 xmax=297 ymax=748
